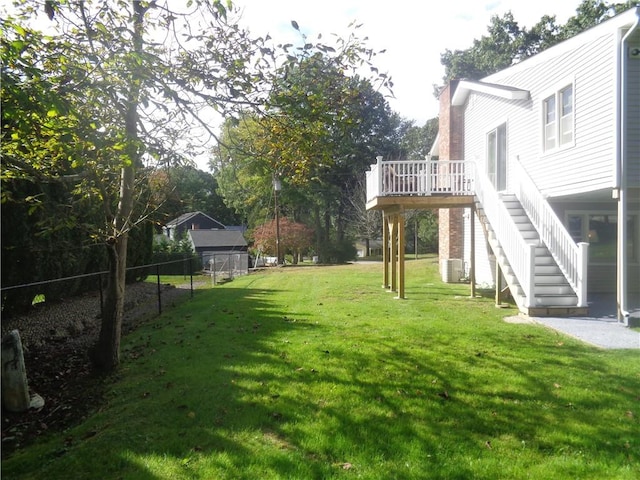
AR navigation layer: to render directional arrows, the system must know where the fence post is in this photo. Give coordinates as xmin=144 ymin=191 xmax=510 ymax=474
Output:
xmin=98 ymin=274 xmax=104 ymax=318
xmin=189 ymin=256 xmax=194 ymax=298
xmin=156 ymin=264 xmax=162 ymax=315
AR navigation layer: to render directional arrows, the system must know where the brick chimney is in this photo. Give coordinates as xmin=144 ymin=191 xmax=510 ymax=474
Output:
xmin=438 ymin=80 xmax=465 ymax=270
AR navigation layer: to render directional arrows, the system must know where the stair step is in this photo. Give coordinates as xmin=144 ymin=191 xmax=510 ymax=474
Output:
xmin=535 ymin=273 xmax=569 ymax=284
xmin=514 ymin=222 xmax=536 ymax=230
xmin=533 ymin=295 xmax=578 ymax=307
xmin=520 ymin=230 xmax=540 ymax=240
xmin=526 ymin=306 xmax=589 ymax=317
xmin=506 ymin=204 xmax=528 ymax=217
xmin=535 ymin=256 xmax=556 ymax=266
xmin=511 ymin=215 xmax=533 ymax=224
xmin=535 ymin=265 xmax=563 ymax=275
xmin=534 ymin=284 xmax=575 ymax=295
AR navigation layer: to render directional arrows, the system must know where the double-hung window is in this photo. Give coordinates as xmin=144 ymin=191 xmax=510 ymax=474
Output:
xmin=543 ymin=84 xmax=573 ymax=152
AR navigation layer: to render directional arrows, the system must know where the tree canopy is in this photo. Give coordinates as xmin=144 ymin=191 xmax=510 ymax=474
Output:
xmin=439 ymin=0 xmax=636 ymax=84
xmin=212 ymin=45 xmax=402 ymax=262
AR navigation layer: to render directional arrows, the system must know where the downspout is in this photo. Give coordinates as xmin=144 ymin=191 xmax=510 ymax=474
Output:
xmin=617 ymin=11 xmax=639 ymax=324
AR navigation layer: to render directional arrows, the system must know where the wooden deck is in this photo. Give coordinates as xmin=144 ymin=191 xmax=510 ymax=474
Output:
xmin=365 ymin=159 xmax=479 ymax=301
xmin=366 ymin=194 xmax=476 ymax=211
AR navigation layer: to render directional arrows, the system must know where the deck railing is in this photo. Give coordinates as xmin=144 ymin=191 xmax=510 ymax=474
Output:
xmin=366 ymin=158 xmax=475 ymax=202
xmin=513 ymin=159 xmax=588 ymax=307
xmin=474 ymin=167 xmax=536 ymax=308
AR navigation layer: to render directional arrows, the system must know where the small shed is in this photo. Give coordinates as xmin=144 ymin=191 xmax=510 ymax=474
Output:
xmin=188 ymin=229 xmax=249 ymax=276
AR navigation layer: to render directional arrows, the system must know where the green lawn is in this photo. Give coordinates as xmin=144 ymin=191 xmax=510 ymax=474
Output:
xmin=3 ymin=258 xmax=639 ymax=479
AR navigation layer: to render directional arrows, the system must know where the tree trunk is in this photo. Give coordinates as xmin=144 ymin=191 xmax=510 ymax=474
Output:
xmin=91 ymin=0 xmax=144 ymax=372
xmin=92 ymin=238 xmax=126 ymax=370
xmin=313 ymin=204 xmax=323 ymax=260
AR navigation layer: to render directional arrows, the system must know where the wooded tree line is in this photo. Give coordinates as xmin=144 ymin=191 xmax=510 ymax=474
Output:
xmin=439 ymin=0 xmax=635 ymax=83
xmin=1 ymin=0 xmax=627 ymax=371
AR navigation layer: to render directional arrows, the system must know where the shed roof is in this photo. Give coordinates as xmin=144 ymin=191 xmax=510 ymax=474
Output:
xmin=166 ymin=211 xmax=225 ymax=230
xmin=188 ymin=229 xmax=247 ymax=249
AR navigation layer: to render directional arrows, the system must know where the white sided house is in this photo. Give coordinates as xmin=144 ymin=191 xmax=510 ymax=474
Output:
xmin=365 ymin=7 xmax=640 ymax=323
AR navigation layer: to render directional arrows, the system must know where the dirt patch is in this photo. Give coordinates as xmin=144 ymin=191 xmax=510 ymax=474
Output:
xmin=1 ymin=281 xmax=193 ymax=459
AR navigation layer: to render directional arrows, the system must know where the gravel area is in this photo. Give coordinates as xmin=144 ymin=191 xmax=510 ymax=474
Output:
xmin=531 ymin=316 xmax=640 ymax=349
xmin=1 ymin=280 xmax=196 ymax=458
xmin=1 ymin=281 xmax=193 ymax=351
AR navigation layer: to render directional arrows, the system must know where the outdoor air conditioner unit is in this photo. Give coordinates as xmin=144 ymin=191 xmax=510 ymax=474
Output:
xmin=441 ymin=259 xmax=463 ymax=283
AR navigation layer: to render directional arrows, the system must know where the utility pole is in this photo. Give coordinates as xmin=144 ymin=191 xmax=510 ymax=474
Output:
xmin=273 ymin=175 xmax=282 ymax=265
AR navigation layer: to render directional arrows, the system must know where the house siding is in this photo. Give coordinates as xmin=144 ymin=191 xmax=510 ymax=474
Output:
xmin=464 ymin=32 xmax=618 ymax=199
xmin=627 ymin=33 xmax=640 ymax=183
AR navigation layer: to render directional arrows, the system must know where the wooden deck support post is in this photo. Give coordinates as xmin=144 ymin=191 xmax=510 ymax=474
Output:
xmin=382 ymin=213 xmax=390 ymax=288
xmin=396 ymin=211 xmax=405 ymax=299
xmin=389 ymin=214 xmax=398 ymax=293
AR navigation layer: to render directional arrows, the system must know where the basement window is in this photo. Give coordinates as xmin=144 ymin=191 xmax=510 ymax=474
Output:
xmin=567 ymin=212 xmax=637 ymax=262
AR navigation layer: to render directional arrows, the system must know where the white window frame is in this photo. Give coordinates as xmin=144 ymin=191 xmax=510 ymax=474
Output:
xmin=542 ymin=81 xmax=575 ymax=153
xmin=486 ymin=122 xmax=507 ymax=191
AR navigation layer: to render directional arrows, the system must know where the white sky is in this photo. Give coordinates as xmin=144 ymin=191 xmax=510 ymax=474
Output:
xmin=232 ymin=0 xmax=581 ymax=125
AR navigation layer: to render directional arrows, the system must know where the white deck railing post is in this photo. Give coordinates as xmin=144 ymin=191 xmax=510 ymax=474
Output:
xmin=376 ymin=155 xmax=383 ymax=197
xmin=577 ymin=242 xmax=589 ymax=307
xmin=525 ymin=244 xmax=536 ymax=308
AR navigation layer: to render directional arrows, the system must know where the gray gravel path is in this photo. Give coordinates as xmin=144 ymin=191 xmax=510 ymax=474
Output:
xmin=527 ymin=293 xmax=640 ymax=349
xmin=531 ymin=316 xmax=640 ymax=349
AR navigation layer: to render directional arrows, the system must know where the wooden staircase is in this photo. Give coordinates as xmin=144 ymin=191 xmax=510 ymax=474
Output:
xmin=477 ymin=194 xmax=588 ymax=317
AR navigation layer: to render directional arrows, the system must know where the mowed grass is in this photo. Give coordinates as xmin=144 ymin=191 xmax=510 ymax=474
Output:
xmin=3 ymin=258 xmax=639 ymax=479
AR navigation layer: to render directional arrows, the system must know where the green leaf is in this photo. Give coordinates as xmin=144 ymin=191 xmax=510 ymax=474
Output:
xmin=14 ymin=24 xmax=26 ymax=36
xmin=11 ymin=40 xmax=25 ymax=52
xmin=95 ymin=22 xmax=108 ymax=35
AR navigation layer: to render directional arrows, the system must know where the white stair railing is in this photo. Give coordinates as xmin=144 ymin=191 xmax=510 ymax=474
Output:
xmin=513 ymin=160 xmax=588 ymax=307
xmin=475 ymin=168 xmax=536 ymax=308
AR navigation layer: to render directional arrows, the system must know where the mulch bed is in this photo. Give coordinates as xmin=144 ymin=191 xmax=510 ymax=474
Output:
xmin=1 ymin=282 xmax=192 ymax=459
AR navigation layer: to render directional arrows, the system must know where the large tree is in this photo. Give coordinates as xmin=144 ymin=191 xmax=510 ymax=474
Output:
xmin=252 ymin=218 xmax=314 ymax=263
xmin=214 ymin=39 xmax=399 ymax=262
xmin=2 ymin=0 xmax=274 ymax=371
xmin=2 ymin=1 xmax=396 ymax=368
